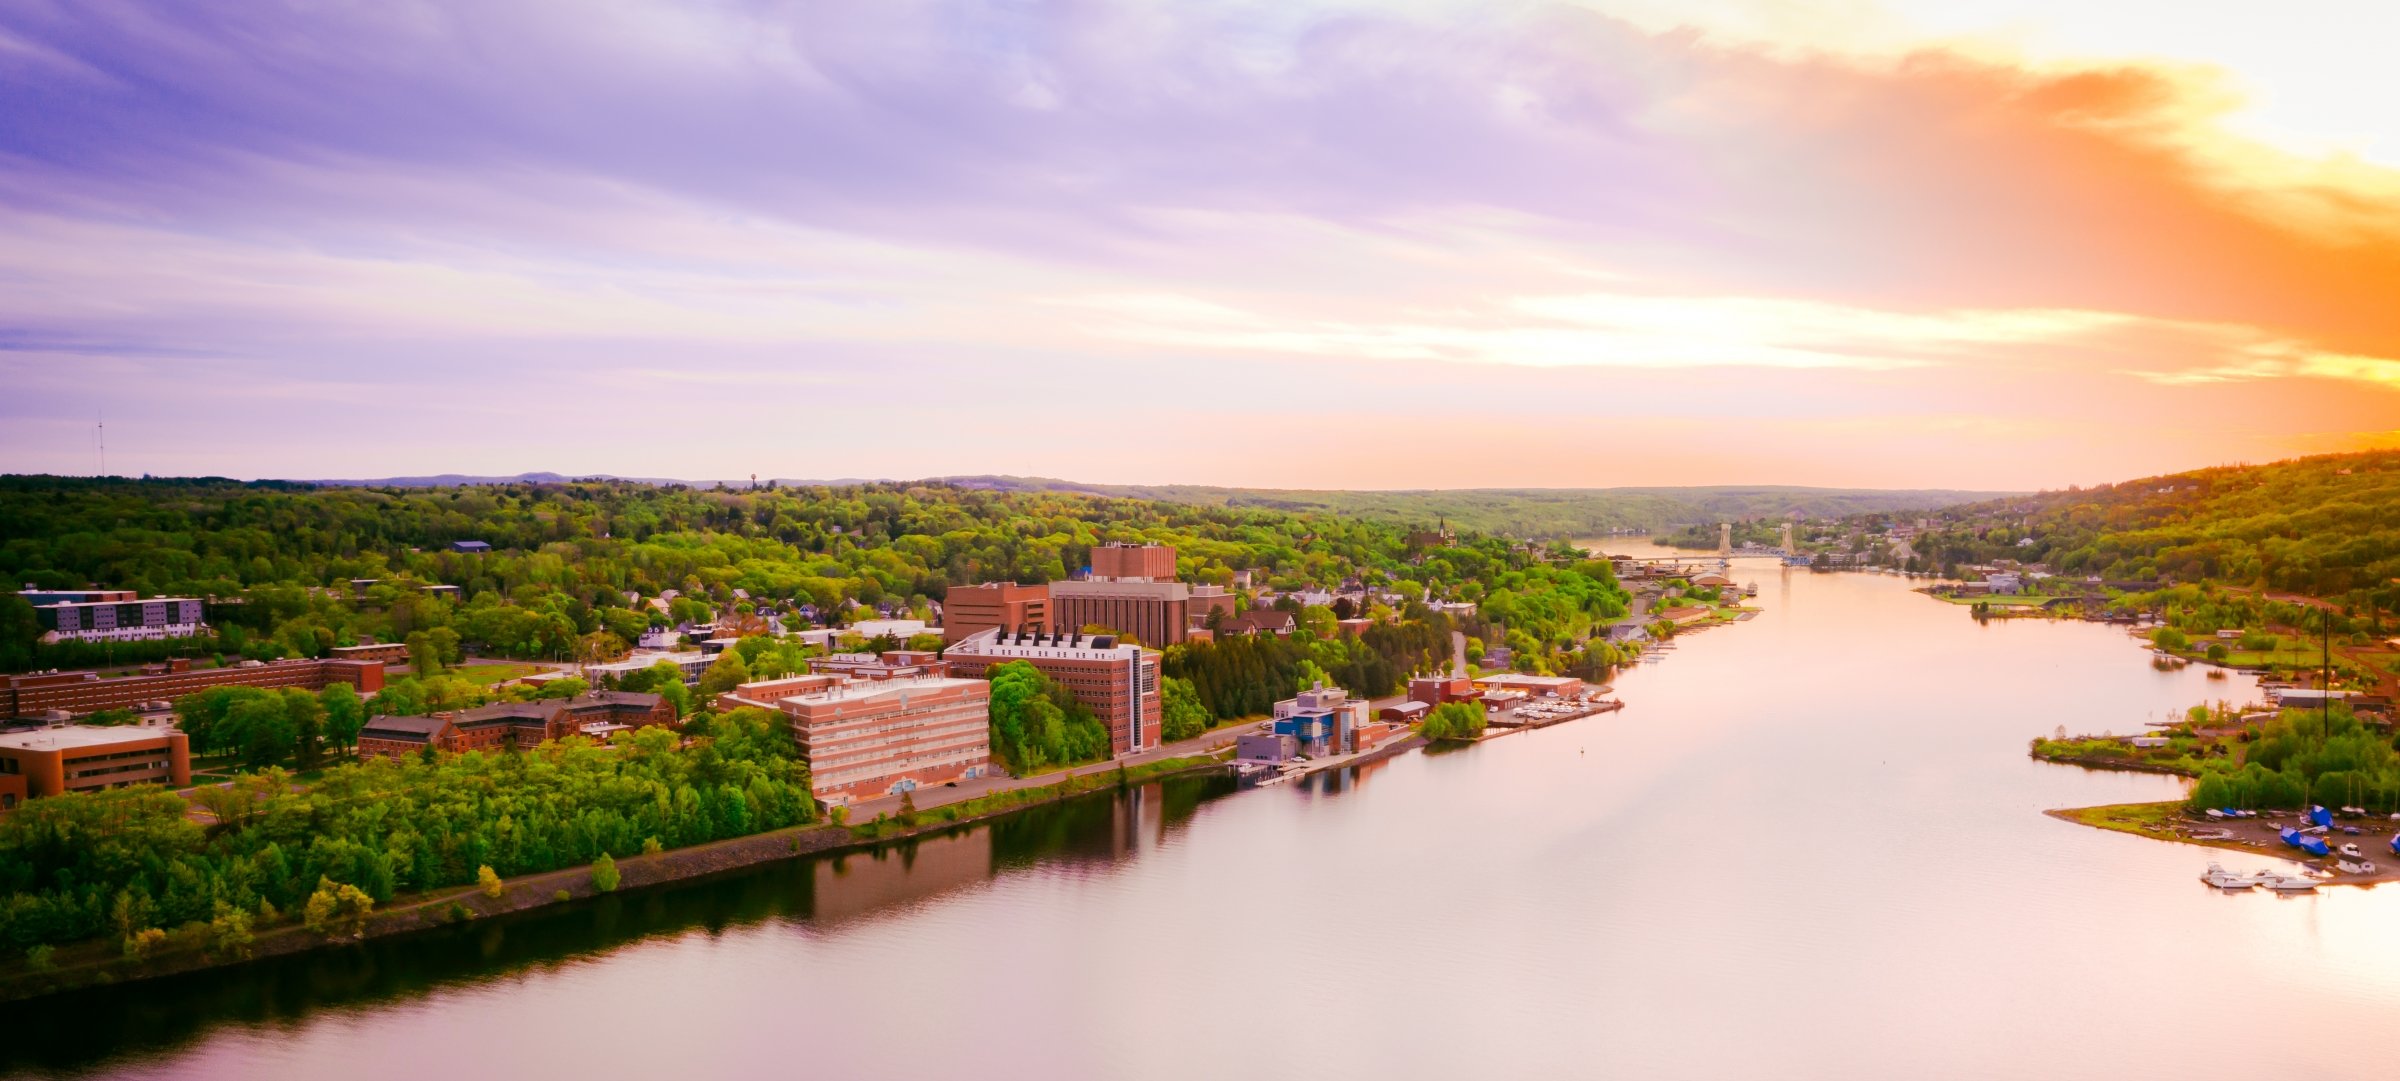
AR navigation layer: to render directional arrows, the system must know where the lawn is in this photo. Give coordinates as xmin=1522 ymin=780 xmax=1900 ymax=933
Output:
xmin=449 ymin=662 xmax=545 ymax=686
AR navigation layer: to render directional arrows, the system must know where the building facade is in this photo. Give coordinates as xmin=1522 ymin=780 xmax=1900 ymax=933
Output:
xmin=1 ymin=658 xmax=385 ymax=719
xmin=776 ymin=675 xmax=992 ymax=804
xmin=331 ymin=642 xmax=411 ymax=664
xmin=0 ymin=725 xmax=191 ymax=800
xmin=1273 ymin=684 xmax=1368 ymax=756
xmin=30 ymin=596 xmax=206 ymax=643
xmin=941 ymin=581 xmax=1050 ymax=640
xmin=1089 ymin=542 xmax=1177 ymax=582
xmin=357 ymin=691 xmax=675 ymax=759
xmin=942 ymin=628 xmax=1162 ymax=756
xmin=1049 ymin=578 xmax=1195 ymax=646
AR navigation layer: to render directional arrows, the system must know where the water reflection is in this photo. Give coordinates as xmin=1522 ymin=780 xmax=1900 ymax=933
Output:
xmin=0 ymin=773 xmax=1236 ymax=1078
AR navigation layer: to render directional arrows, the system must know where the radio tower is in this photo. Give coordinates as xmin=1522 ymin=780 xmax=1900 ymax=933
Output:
xmin=97 ymin=412 xmax=106 ymax=477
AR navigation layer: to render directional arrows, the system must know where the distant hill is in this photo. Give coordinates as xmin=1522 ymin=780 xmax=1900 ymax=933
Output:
xmin=936 ymin=476 xmax=2016 ymax=538
xmin=1902 ymin=450 xmax=2400 ymax=601
xmin=307 ymin=471 xmax=894 ymax=488
xmin=294 ymin=470 xmax=2010 ymax=537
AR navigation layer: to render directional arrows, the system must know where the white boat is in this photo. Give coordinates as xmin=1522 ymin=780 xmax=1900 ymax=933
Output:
xmin=2199 ymin=863 xmax=2253 ymax=889
xmin=2339 ymin=844 xmax=2364 ymax=858
xmin=2205 ymin=809 xmax=2227 ymax=819
xmin=2260 ymin=874 xmax=2318 ymax=892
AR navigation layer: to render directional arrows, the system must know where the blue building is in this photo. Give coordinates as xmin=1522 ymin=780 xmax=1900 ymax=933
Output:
xmin=1272 ymin=684 xmax=1364 ymax=756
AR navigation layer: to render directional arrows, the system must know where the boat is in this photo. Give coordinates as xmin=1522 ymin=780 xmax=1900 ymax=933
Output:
xmin=2339 ymin=844 xmax=2364 ymax=859
xmin=2279 ymin=827 xmax=2331 ymax=856
xmin=2260 ymin=874 xmax=2319 ymax=892
xmin=2199 ymin=863 xmax=2253 ymax=889
xmin=2205 ymin=809 xmax=2227 ymax=820
xmin=2389 ymin=832 xmax=2400 ymax=857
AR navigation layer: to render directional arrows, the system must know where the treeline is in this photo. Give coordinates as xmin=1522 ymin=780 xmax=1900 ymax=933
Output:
xmin=1164 ymin=615 xmax=1451 ymax=720
xmin=173 ymin=684 xmax=367 ymax=768
xmin=2188 ymin=705 xmax=2400 ymax=811
xmin=0 ymin=476 xmax=1562 ymax=670
xmin=0 ymin=710 xmax=811 ymax=952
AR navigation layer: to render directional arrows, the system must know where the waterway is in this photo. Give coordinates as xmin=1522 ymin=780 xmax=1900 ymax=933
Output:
xmin=11 ymin=545 xmax=2399 ymax=1080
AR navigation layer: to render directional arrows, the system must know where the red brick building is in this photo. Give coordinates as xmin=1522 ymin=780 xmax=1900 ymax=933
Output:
xmin=0 ymin=725 xmax=191 ymax=802
xmin=356 ymin=691 xmax=674 ymax=759
xmin=1 ymin=658 xmax=385 ymax=719
xmin=942 ymin=628 xmax=1161 ymax=756
xmin=1089 ymin=542 xmax=1178 ymax=581
xmin=941 ymin=582 xmax=1049 ymax=640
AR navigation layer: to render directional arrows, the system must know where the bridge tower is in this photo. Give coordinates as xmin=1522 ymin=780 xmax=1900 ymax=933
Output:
xmin=1719 ymin=522 xmax=1731 ymax=556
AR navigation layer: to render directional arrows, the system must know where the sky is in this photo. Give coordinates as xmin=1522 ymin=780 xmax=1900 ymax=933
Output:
xmin=2 ymin=0 xmax=2396 ymax=491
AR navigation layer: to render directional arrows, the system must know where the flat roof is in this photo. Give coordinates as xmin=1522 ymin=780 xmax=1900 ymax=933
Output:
xmin=782 ymin=674 xmax=986 ymax=706
xmin=0 ymin=725 xmax=177 ymax=751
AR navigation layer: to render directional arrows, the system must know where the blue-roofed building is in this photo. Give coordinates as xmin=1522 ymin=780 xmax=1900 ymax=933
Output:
xmin=449 ymin=540 xmax=492 ymax=554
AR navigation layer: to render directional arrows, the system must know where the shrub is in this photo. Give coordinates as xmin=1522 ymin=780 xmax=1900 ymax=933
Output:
xmin=553 ymin=889 xmax=571 ymax=903
xmin=122 ymin=927 xmax=166 ymax=962
xmin=25 ymin=944 xmax=55 ymax=972
xmin=477 ymin=864 xmax=504 ymax=899
xmin=591 ymin=854 xmax=620 ymax=893
xmin=208 ymin=901 xmax=255 ymax=958
xmin=641 ymin=836 xmax=663 ymax=855
xmin=303 ymin=878 xmax=374 ymax=939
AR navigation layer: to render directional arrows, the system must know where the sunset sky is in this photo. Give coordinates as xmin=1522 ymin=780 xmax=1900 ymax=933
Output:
xmin=3 ymin=0 xmax=2396 ymax=490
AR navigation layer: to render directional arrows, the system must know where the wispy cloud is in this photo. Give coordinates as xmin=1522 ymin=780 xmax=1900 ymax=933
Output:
xmin=0 ymin=0 xmax=2396 ymax=485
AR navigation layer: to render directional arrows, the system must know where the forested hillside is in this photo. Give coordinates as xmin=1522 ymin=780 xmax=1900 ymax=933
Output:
xmin=1901 ymin=451 xmax=2400 ymax=611
xmin=941 ymin=476 xmax=2010 ymax=539
xmin=0 ymin=476 xmax=1630 ymax=677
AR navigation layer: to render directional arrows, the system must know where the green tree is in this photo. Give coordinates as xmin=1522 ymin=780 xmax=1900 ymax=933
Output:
xmin=1160 ymin=677 xmax=1211 ymax=742
xmin=303 ymin=878 xmax=374 ymax=939
xmin=283 ymin=688 xmax=327 ymax=770
xmin=320 ymin=682 xmax=365 ymax=755
xmin=697 ymin=651 xmax=750 ymax=696
xmin=1421 ymin=701 xmax=1487 ymax=742
xmin=230 ymin=695 xmax=297 ymax=769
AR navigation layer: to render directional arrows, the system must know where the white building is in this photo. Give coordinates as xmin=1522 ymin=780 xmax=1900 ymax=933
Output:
xmin=584 ymin=650 xmax=712 ymax=685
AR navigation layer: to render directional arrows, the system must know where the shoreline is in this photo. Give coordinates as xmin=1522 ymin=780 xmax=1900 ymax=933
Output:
xmin=0 ymin=754 xmax=1232 ymax=1004
xmin=2046 ymin=801 xmax=2400 ymax=890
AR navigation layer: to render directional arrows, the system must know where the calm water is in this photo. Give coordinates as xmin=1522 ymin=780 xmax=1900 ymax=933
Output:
xmin=12 ymin=549 xmax=2399 ymax=1080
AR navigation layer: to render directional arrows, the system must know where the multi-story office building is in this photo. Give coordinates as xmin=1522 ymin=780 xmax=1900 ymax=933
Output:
xmin=1048 ymin=578 xmax=1197 ymax=646
xmin=1 ymin=658 xmax=385 ymax=719
xmin=0 ymin=725 xmax=191 ymax=801
xmin=941 ymin=628 xmax=1161 ymax=756
xmin=1048 ymin=544 xmax=1234 ymax=646
xmin=27 ymin=593 xmax=205 ymax=643
xmin=1089 ymin=542 xmax=1178 ymax=582
xmin=941 ymin=581 xmax=1049 ymax=639
xmin=776 ymin=675 xmax=992 ymax=805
